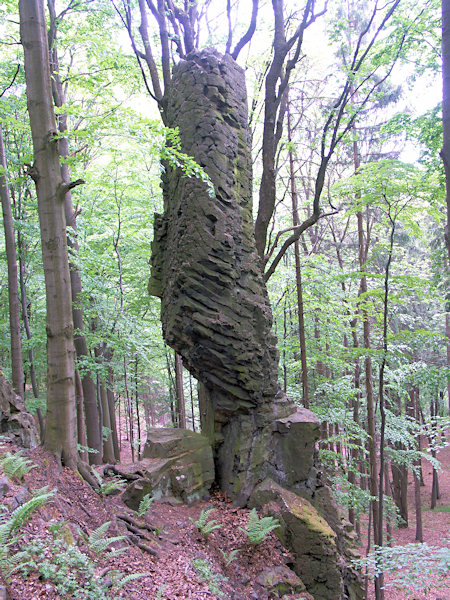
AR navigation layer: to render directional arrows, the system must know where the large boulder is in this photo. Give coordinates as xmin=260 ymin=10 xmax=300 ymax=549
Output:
xmin=122 ymin=428 xmax=214 ymax=509
xmin=251 ymin=479 xmax=362 ymax=600
xmin=0 ymin=367 xmax=38 ymax=448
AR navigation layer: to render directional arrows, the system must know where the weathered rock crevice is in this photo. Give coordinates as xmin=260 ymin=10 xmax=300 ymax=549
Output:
xmin=0 ymin=366 xmax=38 ymax=448
xmin=149 ymin=48 xmax=362 ymax=600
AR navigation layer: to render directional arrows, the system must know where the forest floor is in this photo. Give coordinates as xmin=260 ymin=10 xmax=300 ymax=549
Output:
xmin=0 ymin=434 xmax=448 ymax=600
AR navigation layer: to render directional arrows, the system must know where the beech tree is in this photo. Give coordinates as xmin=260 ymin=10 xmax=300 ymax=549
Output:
xmin=19 ymin=0 xmax=79 ymax=468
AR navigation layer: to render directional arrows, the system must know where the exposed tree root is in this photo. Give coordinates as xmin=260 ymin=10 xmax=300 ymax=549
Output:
xmin=77 ymin=459 xmax=101 ymax=491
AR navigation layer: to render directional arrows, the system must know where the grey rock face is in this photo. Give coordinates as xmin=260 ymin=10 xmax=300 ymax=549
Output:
xmin=0 ymin=367 xmax=38 ymax=448
xmin=122 ymin=428 xmax=214 ymax=509
xmin=148 ymin=49 xmax=362 ymax=600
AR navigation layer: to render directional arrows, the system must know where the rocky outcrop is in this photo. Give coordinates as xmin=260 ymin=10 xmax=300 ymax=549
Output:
xmin=0 ymin=367 xmax=38 ymax=448
xmin=251 ymin=480 xmax=362 ymax=600
xmin=148 ymin=49 xmax=362 ymax=599
xmin=121 ymin=428 xmax=214 ymax=509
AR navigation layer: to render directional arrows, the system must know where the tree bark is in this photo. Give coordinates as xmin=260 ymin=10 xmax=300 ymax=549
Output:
xmin=0 ymin=126 xmax=25 ymax=398
xmin=175 ymin=352 xmax=186 ymax=428
xmin=19 ymin=0 xmax=77 ymax=468
xmin=442 ymin=0 xmax=450 ymax=259
xmin=287 ymin=100 xmax=309 ymax=408
xmin=47 ymin=0 xmax=102 ymax=464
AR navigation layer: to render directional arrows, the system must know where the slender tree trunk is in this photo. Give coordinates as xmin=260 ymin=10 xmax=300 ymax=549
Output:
xmin=134 ymin=359 xmax=142 ymax=458
xmin=287 ymin=104 xmax=310 ymax=408
xmin=409 ymin=387 xmax=423 ymax=542
xmin=123 ymin=356 xmax=134 ymax=461
xmin=75 ymin=371 xmax=88 ymax=462
xmin=384 ymin=461 xmax=393 ymax=546
xmin=107 ymin=370 xmax=120 ymax=461
xmin=442 ymin=0 xmax=450 ymax=259
xmin=175 ymin=352 xmax=186 ymax=428
xmin=357 ymin=204 xmax=380 ymax=598
xmin=100 ymin=381 xmax=115 ymax=463
xmin=0 ymin=126 xmax=25 ymax=398
xmin=189 ymin=373 xmax=196 ymax=431
xmin=19 ymin=0 xmax=77 ymax=468
xmin=16 ymin=206 xmax=39 ymax=399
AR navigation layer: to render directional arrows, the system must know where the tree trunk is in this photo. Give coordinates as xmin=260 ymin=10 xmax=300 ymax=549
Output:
xmin=0 ymin=126 xmax=25 ymax=398
xmin=100 ymin=381 xmax=115 ymax=464
xmin=107 ymin=370 xmax=120 ymax=462
xmin=19 ymin=0 xmax=77 ymax=468
xmin=17 ymin=212 xmax=39 ymax=399
xmin=391 ymin=458 xmax=408 ymax=526
xmin=47 ymin=0 xmax=102 ymax=464
xmin=287 ymin=101 xmax=309 ymax=408
xmin=75 ymin=370 xmax=88 ymax=462
xmin=175 ymin=352 xmax=186 ymax=428
xmin=442 ymin=0 xmax=450 ymax=259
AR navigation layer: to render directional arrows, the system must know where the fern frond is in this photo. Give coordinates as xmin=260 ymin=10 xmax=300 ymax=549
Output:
xmin=4 ymin=487 xmax=55 ymax=537
xmin=88 ymin=521 xmax=125 ymax=555
xmin=137 ymin=493 xmax=155 ymax=517
xmin=0 ymin=451 xmax=36 ymax=481
xmin=239 ymin=508 xmax=279 ymax=545
xmin=115 ymin=571 xmax=148 ymax=589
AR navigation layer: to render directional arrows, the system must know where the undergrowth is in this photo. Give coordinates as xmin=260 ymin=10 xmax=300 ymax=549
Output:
xmin=0 ymin=489 xmax=146 ymax=599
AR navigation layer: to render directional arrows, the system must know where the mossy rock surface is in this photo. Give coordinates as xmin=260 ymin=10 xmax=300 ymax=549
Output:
xmin=122 ymin=428 xmax=214 ymax=509
xmin=251 ymin=479 xmax=345 ymax=600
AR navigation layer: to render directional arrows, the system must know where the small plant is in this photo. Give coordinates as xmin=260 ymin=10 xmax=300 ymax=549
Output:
xmin=192 ymin=557 xmax=227 ymax=598
xmin=137 ymin=493 xmax=155 ymax=517
xmin=87 ymin=521 xmax=126 ymax=557
xmin=0 ymin=451 xmax=36 ymax=482
xmin=190 ymin=507 xmax=223 ymax=539
xmin=219 ymin=547 xmax=240 ymax=566
xmin=92 ymin=470 xmax=126 ymax=497
xmin=0 ymin=486 xmax=56 ymax=578
xmin=19 ymin=533 xmax=147 ymax=599
xmin=239 ymin=508 xmax=280 ymax=545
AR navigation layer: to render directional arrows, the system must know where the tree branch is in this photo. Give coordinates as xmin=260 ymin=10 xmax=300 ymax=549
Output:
xmin=231 ymin=0 xmax=259 ymax=60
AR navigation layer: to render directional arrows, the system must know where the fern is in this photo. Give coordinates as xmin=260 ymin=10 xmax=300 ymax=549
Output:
xmin=88 ymin=521 xmax=126 ymax=556
xmin=219 ymin=547 xmax=240 ymax=566
xmin=190 ymin=508 xmax=223 ymax=539
xmin=92 ymin=470 xmax=126 ymax=497
xmin=137 ymin=493 xmax=155 ymax=517
xmin=0 ymin=451 xmax=36 ymax=481
xmin=0 ymin=487 xmax=55 ymax=578
xmin=114 ymin=571 xmax=148 ymax=590
xmin=239 ymin=508 xmax=279 ymax=545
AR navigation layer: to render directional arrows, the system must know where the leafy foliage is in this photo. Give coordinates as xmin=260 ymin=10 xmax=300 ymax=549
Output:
xmin=0 ymin=451 xmax=36 ymax=482
xmin=0 ymin=486 xmax=56 ymax=578
xmin=355 ymin=543 xmax=450 ymax=597
xmin=136 ymin=493 xmax=155 ymax=518
xmin=239 ymin=509 xmax=280 ymax=545
xmin=87 ymin=521 xmax=126 ymax=557
xmin=192 ymin=558 xmax=227 ymax=598
xmin=190 ymin=508 xmax=223 ymax=539
xmin=92 ymin=471 xmax=126 ymax=497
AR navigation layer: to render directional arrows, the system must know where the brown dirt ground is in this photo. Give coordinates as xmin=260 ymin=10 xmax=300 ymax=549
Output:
xmin=0 ymin=433 xmax=448 ymax=600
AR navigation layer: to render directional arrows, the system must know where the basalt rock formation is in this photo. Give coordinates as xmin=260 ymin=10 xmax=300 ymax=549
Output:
xmin=0 ymin=366 xmax=38 ymax=448
xmin=149 ymin=49 xmax=362 ymax=600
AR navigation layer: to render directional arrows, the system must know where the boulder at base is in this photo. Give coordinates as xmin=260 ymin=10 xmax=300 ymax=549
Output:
xmin=0 ymin=367 xmax=38 ymax=448
xmin=122 ymin=428 xmax=214 ymax=509
xmin=255 ymin=565 xmax=313 ymax=599
xmin=251 ymin=479 xmax=362 ymax=600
